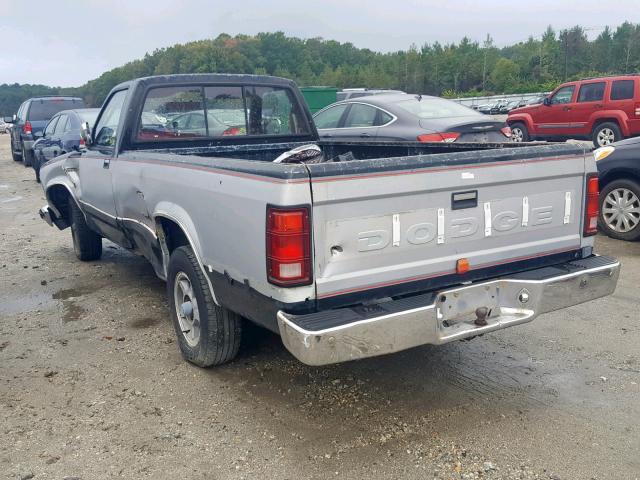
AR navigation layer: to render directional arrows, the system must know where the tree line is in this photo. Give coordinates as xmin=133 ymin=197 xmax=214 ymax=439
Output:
xmin=1 ymin=22 xmax=639 ymax=115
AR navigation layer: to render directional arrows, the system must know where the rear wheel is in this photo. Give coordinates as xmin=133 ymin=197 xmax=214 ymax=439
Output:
xmin=599 ymin=179 xmax=640 ymax=241
xmin=168 ymin=246 xmax=242 ymax=367
xmin=593 ymin=122 xmax=621 ymax=148
xmin=12 ymin=143 xmax=21 ymax=162
xmin=510 ymin=123 xmax=529 ymax=142
xmin=21 ymin=144 xmax=33 ymax=167
xmin=70 ymin=198 xmax=102 ymax=260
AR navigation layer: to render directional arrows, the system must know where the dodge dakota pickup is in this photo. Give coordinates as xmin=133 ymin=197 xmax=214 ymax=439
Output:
xmin=39 ymin=74 xmax=620 ymax=367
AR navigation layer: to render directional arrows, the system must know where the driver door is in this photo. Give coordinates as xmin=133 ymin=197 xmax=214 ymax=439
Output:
xmin=532 ymin=85 xmax=577 ymax=137
xmin=74 ymin=88 xmax=130 ymax=245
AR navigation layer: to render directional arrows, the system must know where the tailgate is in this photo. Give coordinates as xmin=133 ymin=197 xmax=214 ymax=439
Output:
xmin=308 ymin=146 xmax=589 ymax=300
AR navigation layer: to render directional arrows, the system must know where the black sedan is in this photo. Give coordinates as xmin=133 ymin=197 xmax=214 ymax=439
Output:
xmin=313 ymin=94 xmax=512 ymax=143
xmin=596 ymin=136 xmax=640 ymax=241
xmin=32 ymin=108 xmax=100 ymax=182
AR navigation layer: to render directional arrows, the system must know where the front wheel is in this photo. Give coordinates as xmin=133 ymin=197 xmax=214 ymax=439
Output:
xmin=69 ymin=198 xmax=102 ymax=260
xmin=510 ymin=123 xmax=529 ymax=142
xmin=167 ymin=246 xmax=242 ymax=367
xmin=593 ymin=122 xmax=621 ymax=148
xmin=599 ymin=179 xmax=640 ymax=241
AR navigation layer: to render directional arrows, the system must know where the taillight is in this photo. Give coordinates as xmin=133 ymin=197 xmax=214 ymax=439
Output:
xmin=79 ymin=136 xmax=86 ymax=148
xmin=417 ymin=132 xmax=461 ymax=143
xmin=266 ymin=206 xmax=312 ymax=286
xmin=23 ymin=121 xmax=32 ymax=134
xmin=223 ymin=126 xmax=242 ymax=136
xmin=584 ymin=174 xmax=599 ymax=236
xmin=635 ymin=103 xmax=640 ymax=117
xmin=501 ymin=126 xmax=512 ymax=138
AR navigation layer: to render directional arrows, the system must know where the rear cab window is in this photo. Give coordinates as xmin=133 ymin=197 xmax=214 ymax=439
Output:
xmin=136 ymin=84 xmax=310 ymax=143
xmin=27 ymin=98 xmax=86 ymax=121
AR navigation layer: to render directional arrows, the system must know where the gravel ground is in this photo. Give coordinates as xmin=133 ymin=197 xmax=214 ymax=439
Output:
xmin=0 ymin=134 xmax=639 ymax=480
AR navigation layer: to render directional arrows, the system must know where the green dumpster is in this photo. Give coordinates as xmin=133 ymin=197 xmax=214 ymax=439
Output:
xmin=300 ymin=86 xmax=338 ymax=114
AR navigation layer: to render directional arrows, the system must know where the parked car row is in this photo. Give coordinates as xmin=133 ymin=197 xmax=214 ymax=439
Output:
xmin=3 ymin=97 xmax=97 ymax=183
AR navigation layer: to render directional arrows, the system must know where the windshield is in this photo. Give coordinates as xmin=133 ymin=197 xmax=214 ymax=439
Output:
xmin=394 ymin=97 xmax=481 ymax=119
xmin=28 ymin=98 xmax=86 ymax=121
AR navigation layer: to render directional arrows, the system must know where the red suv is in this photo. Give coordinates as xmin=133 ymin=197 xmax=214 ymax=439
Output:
xmin=508 ymin=75 xmax=640 ymax=147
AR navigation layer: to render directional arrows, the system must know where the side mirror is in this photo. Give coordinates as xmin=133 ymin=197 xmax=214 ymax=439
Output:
xmin=543 ymin=97 xmax=551 ymax=106
xmin=4 ymin=116 xmax=14 ymax=123
xmin=80 ymin=122 xmax=93 ymax=147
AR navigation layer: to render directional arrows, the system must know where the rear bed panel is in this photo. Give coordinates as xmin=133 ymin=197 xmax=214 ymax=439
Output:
xmin=308 ymin=145 xmax=592 ymax=300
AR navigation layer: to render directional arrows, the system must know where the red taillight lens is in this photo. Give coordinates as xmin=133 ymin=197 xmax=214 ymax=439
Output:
xmin=635 ymin=103 xmax=640 ymax=117
xmin=417 ymin=132 xmax=461 ymax=143
xmin=501 ymin=126 xmax=512 ymax=138
xmin=266 ymin=206 xmax=312 ymax=286
xmin=584 ymin=174 xmax=599 ymax=236
xmin=223 ymin=126 xmax=242 ymax=136
xmin=79 ymin=136 xmax=86 ymax=148
xmin=23 ymin=121 xmax=32 ymax=134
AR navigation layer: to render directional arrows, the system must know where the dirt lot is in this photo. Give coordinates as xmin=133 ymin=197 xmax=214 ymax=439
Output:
xmin=1 ymin=135 xmax=639 ymax=480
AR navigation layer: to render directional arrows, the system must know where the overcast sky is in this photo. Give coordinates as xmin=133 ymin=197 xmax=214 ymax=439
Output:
xmin=0 ymin=0 xmax=637 ymax=87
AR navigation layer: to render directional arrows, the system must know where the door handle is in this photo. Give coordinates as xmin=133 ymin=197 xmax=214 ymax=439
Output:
xmin=562 ymin=106 xmax=572 ymax=111
xmin=360 ymin=133 xmax=371 ymax=138
xmin=103 ymin=158 xmax=110 ymax=169
xmin=595 ymin=104 xmax=603 ymax=108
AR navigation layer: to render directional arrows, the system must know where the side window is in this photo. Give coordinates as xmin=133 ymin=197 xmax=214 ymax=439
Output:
xmin=204 ymin=86 xmax=246 ymax=136
xmin=44 ymin=117 xmax=59 ymax=136
xmin=19 ymin=102 xmax=29 ymax=121
xmin=242 ymin=86 xmax=309 ymax=135
xmin=139 ymin=86 xmax=204 ymax=140
xmin=578 ymin=82 xmax=605 ymax=103
xmin=94 ymin=89 xmax=128 ymax=148
xmin=314 ymin=104 xmax=348 ymax=129
xmin=343 ymin=104 xmax=378 ymax=128
xmin=550 ymin=86 xmax=575 ymax=105
xmin=376 ymin=110 xmax=393 ymax=126
xmin=54 ymin=115 xmax=68 ymax=135
xmin=611 ymin=80 xmax=635 ymax=101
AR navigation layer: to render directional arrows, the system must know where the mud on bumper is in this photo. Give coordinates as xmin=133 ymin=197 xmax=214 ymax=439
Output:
xmin=277 ymin=256 xmax=620 ymax=366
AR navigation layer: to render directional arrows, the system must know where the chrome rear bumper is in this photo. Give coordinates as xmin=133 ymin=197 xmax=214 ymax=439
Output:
xmin=277 ymin=256 xmax=620 ymax=366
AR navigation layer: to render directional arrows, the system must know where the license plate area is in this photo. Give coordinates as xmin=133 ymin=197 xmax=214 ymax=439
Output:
xmin=436 ymin=283 xmax=499 ymax=326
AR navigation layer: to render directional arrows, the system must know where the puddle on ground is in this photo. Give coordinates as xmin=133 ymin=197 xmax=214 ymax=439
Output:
xmin=0 ymin=291 xmax=56 ymax=315
xmin=52 ymin=286 xmax=97 ymax=322
xmin=129 ymin=317 xmax=161 ymax=329
xmin=52 ymin=285 xmax=99 ymax=301
xmin=0 ymin=196 xmax=23 ymax=203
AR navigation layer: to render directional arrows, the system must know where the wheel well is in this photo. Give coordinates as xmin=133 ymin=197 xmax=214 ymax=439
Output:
xmin=47 ymin=185 xmax=72 ymax=222
xmin=600 ymin=170 xmax=640 ymax=190
xmin=592 ymin=118 xmax=620 ymax=132
xmin=156 ymin=217 xmax=190 ymax=254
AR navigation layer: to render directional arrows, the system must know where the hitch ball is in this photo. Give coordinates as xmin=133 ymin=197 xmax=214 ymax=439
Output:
xmin=474 ymin=306 xmax=489 ymax=326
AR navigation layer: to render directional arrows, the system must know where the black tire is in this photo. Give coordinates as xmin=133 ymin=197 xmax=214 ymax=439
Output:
xmin=510 ymin=122 xmax=529 ymax=142
xmin=69 ymin=197 xmax=102 ymax=260
xmin=12 ymin=144 xmax=21 ymax=162
xmin=592 ymin=122 xmax=622 ymax=148
xmin=167 ymin=246 xmax=242 ymax=367
xmin=21 ymin=144 xmax=33 ymax=167
xmin=598 ymin=179 xmax=640 ymax=241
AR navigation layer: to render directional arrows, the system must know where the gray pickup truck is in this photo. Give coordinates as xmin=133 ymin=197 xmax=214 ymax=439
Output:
xmin=39 ymin=74 xmax=620 ymax=367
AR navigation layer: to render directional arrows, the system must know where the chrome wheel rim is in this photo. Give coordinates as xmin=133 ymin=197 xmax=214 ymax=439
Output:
xmin=597 ymin=128 xmax=616 ymax=146
xmin=602 ymin=188 xmax=640 ymax=233
xmin=511 ymin=127 xmax=524 ymax=142
xmin=173 ymin=271 xmax=201 ymax=347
